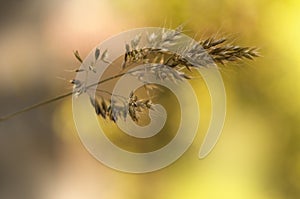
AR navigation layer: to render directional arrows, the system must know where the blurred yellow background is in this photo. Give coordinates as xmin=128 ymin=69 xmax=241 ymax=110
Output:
xmin=0 ymin=0 xmax=300 ymax=199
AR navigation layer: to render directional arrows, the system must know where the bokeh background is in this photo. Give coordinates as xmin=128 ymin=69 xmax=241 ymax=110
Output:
xmin=0 ymin=0 xmax=299 ymax=198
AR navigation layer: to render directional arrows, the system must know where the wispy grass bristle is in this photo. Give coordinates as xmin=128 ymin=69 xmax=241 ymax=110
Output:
xmin=0 ymin=25 xmax=260 ymax=123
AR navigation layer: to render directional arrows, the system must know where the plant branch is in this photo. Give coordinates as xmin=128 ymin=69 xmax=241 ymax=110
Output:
xmin=0 ymin=69 xmax=142 ymax=122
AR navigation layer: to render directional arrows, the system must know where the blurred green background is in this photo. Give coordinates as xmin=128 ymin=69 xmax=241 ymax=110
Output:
xmin=0 ymin=0 xmax=299 ymax=198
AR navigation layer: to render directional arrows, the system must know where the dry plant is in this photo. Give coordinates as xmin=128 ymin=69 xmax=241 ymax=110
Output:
xmin=0 ymin=26 xmax=259 ymax=123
